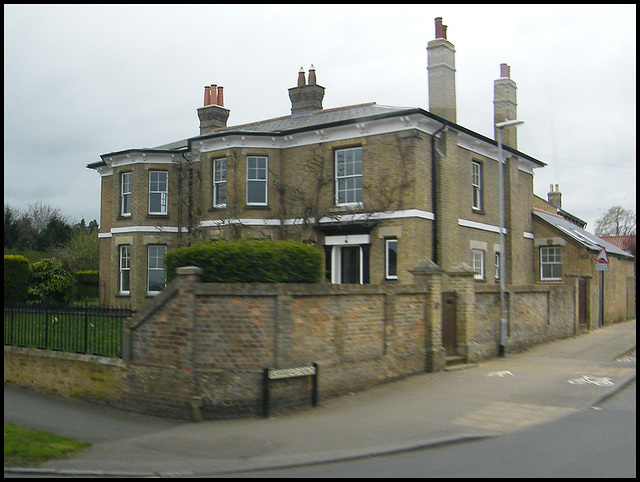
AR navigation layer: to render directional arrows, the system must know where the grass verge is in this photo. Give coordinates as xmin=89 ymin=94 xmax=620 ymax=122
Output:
xmin=4 ymin=422 xmax=92 ymax=467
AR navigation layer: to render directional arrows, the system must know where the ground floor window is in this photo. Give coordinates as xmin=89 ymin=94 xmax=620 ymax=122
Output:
xmin=147 ymin=245 xmax=167 ymax=294
xmin=119 ymin=245 xmax=130 ymax=295
xmin=540 ymin=246 xmax=562 ymax=281
xmin=472 ymin=249 xmax=485 ymax=280
xmin=385 ymin=238 xmax=398 ymax=280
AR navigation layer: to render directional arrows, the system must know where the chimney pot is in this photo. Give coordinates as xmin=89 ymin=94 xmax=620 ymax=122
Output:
xmin=435 ymin=17 xmax=447 ymax=39
xmin=297 ymin=67 xmax=306 ymax=87
xmin=204 ymin=86 xmax=211 ymax=106
xmin=217 ymin=86 xmax=224 ymax=107
xmin=308 ymin=64 xmax=316 ymax=85
xmin=210 ymin=85 xmax=218 ymax=105
xmin=500 ymin=63 xmax=510 ymax=78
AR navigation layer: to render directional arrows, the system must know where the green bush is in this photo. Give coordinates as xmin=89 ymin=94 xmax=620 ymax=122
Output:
xmin=4 ymin=255 xmax=30 ymax=302
xmin=165 ymin=240 xmax=323 ymax=284
xmin=27 ymin=258 xmax=77 ymax=304
xmin=74 ymin=270 xmax=99 ymax=300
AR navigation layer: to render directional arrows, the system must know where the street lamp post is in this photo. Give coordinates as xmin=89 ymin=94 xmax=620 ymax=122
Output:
xmin=495 ymin=119 xmax=524 ymax=357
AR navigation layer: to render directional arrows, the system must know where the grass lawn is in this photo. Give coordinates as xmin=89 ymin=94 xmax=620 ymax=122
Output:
xmin=4 ymin=422 xmax=92 ymax=467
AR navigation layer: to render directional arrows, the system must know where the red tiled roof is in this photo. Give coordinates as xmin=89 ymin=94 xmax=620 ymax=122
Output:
xmin=599 ymin=235 xmax=636 ymax=252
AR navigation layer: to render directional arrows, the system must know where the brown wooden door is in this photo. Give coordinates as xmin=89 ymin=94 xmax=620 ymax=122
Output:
xmin=577 ymin=278 xmax=587 ymax=324
xmin=442 ymin=292 xmax=457 ymax=356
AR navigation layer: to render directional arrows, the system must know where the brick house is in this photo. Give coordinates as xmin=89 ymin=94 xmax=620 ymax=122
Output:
xmin=88 ymin=17 xmax=634 ymax=327
xmin=532 ymin=189 xmax=635 ymax=326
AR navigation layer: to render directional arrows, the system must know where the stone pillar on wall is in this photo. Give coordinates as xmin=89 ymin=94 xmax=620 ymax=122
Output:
xmin=409 ymin=260 xmax=446 ymax=372
xmin=176 ymin=267 xmax=205 ymax=421
xmin=445 ymin=263 xmax=479 ymax=362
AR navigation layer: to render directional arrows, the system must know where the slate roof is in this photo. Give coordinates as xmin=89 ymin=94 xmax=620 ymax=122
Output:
xmin=532 ymin=209 xmax=634 ymax=259
xmin=93 ymin=102 xmax=545 ymax=169
xmin=197 ymin=103 xmax=414 ymax=136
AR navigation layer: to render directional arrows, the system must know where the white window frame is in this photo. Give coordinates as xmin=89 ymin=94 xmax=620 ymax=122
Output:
xmin=385 ymin=238 xmax=398 ymax=280
xmin=148 ymin=170 xmax=168 ymax=215
xmin=213 ymin=157 xmax=227 ymax=208
xmin=246 ymin=156 xmax=268 ymax=206
xmin=147 ymin=244 xmax=167 ymax=295
xmin=118 ymin=245 xmax=130 ymax=295
xmin=335 ymin=146 xmax=363 ymax=206
xmin=472 ymin=249 xmax=485 ymax=280
xmin=540 ymin=246 xmax=562 ymax=281
xmin=472 ymin=161 xmax=482 ymax=211
xmin=120 ymin=171 xmax=132 ymax=217
xmin=495 ymin=252 xmax=501 ymax=281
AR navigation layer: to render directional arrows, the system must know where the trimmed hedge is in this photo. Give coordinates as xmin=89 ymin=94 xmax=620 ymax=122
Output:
xmin=4 ymin=255 xmax=30 ymax=302
xmin=165 ymin=240 xmax=323 ymax=284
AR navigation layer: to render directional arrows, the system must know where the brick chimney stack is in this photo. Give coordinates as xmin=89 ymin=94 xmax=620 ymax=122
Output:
xmin=548 ymin=184 xmax=562 ymax=208
xmin=494 ymin=63 xmax=518 ymax=148
xmin=427 ymin=17 xmax=456 ymax=122
xmin=197 ymin=83 xmax=230 ymax=134
xmin=289 ymin=65 xmax=325 ymax=116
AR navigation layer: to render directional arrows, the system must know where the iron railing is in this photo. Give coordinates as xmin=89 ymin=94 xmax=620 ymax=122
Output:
xmin=4 ymin=303 xmax=134 ymax=358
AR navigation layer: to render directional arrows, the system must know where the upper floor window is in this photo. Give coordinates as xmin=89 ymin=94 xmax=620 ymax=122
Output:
xmin=540 ymin=246 xmax=562 ymax=281
xmin=335 ymin=147 xmax=363 ymax=206
xmin=472 ymin=161 xmax=482 ymax=211
xmin=118 ymin=245 xmax=130 ymax=295
xmin=149 ymin=171 xmax=168 ymax=215
xmin=246 ymin=156 xmax=268 ymax=206
xmin=120 ymin=172 xmax=132 ymax=217
xmin=495 ymin=252 xmax=501 ymax=281
xmin=385 ymin=238 xmax=398 ymax=280
xmin=147 ymin=244 xmax=167 ymax=294
xmin=213 ymin=158 xmax=227 ymax=208
xmin=472 ymin=249 xmax=485 ymax=280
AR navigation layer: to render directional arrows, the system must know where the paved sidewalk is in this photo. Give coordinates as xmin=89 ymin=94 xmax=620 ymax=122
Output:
xmin=5 ymin=319 xmax=636 ymax=477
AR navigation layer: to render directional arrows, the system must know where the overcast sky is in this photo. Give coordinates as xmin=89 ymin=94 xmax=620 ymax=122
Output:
xmin=4 ymin=4 xmax=636 ymax=232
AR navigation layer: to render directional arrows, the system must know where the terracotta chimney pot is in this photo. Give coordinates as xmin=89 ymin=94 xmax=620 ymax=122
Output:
xmin=204 ymin=86 xmax=211 ymax=106
xmin=217 ymin=86 xmax=224 ymax=107
xmin=435 ymin=17 xmax=447 ymax=39
xmin=297 ymin=67 xmax=306 ymax=87
xmin=308 ymin=64 xmax=316 ymax=85
xmin=210 ymin=85 xmax=218 ymax=105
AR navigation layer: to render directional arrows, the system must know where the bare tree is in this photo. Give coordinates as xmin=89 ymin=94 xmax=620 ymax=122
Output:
xmin=594 ymin=206 xmax=636 ymax=236
xmin=174 ymin=152 xmax=203 ymax=246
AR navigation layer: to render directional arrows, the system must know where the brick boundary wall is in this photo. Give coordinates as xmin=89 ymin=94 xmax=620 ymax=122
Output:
xmin=3 ymin=345 xmax=127 ymax=402
xmin=117 ymin=264 xmax=445 ymax=420
xmin=5 ymin=262 xmax=589 ymax=421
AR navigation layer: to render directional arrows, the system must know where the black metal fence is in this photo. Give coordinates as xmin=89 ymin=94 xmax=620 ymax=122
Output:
xmin=4 ymin=303 xmax=134 ymax=358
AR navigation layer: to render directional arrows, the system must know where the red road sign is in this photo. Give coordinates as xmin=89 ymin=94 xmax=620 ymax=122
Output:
xmin=595 ymin=248 xmax=609 ymax=264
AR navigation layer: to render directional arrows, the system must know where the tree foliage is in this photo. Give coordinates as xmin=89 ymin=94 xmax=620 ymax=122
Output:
xmin=4 ymin=202 xmax=99 ymax=271
xmin=594 ymin=206 xmax=636 ymax=236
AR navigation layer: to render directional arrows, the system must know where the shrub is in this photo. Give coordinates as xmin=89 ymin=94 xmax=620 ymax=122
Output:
xmin=74 ymin=270 xmax=99 ymax=301
xmin=165 ymin=240 xmax=323 ymax=284
xmin=27 ymin=258 xmax=77 ymax=304
xmin=4 ymin=255 xmax=30 ymax=302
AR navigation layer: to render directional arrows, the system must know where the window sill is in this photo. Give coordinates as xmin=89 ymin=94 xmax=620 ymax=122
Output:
xmin=332 ymin=202 xmax=364 ymax=212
